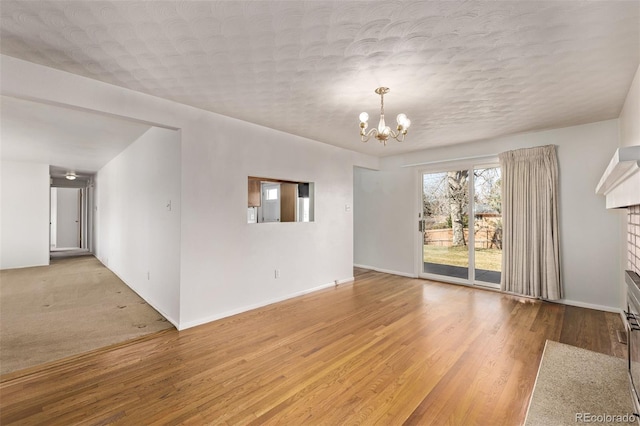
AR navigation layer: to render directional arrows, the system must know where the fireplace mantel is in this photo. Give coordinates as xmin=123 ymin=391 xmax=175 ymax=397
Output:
xmin=596 ymin=145 xmax=640 ymax=209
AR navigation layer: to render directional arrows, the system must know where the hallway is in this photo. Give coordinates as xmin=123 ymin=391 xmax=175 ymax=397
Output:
xmin=0 ymin=256 xmax=172 ymax=375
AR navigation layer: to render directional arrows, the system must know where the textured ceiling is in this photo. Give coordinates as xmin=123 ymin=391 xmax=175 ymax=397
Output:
xmin=0 ymin=96 xmax=151 ymax=173
xmin=1 ymin=1 xmax=638 ymax=157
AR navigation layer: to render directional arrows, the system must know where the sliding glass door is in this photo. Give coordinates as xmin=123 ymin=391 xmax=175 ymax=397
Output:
xmin=473 ymin=167 xmax=502 ymax=285
xmin=420 ymin=165 xmax=502 ymax=287
xmin=421 ymin=170 xmax=470 ymax=280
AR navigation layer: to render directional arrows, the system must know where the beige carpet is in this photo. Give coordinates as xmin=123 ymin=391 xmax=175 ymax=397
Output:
xmin=525 ymin=340 xmax=635 ymax=426
xmin=0 ymin=256 xmax=173 ymax=375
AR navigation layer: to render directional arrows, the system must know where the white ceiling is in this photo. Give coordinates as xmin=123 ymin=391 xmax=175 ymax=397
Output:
xmin=0 ymin=1 xmax=638 ymax=157
xmin=0 ymin=96 xmax=151 ymax=174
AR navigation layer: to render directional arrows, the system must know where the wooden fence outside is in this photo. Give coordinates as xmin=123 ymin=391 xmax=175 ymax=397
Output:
xmin=424 ymin=227 xmax=502 ymax=249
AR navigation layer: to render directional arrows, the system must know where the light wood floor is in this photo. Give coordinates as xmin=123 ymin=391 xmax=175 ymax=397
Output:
xmin=0 ymin=268 xmax=626 ymax=425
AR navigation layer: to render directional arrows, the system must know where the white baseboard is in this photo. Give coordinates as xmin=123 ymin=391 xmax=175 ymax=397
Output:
xmin=555 ymin=298 xmax=623 ymax=314
xmin=353 ymin=264 xmax=417 ymax=279
xmin=178 ymin=277 xmax=355 ymax=331
xmin=355 ymin=263 xmax=622 ymax=314
xmin=336 ymin=277 xmax=355 ymax=285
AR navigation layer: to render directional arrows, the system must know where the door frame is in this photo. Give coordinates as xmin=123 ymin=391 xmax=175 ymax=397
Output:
xmin=415 ymin=158 xmax=501 ymax=289
xmin=50 ymin=179 xmax=94 ymax=252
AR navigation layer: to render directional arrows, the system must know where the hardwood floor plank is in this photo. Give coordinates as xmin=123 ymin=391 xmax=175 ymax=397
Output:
xmin=559 ymin=305 xmax=623 ymax=355
xmin=0 ymin=270 xmax=626 ymax=425
xmin=607 ymin=312 xmax=628 ymax=358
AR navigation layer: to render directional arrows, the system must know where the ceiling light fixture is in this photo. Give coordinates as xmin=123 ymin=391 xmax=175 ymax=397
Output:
xmin=359 ymin=87 xmax=411 ymax=146
xmin=65 ymin=172 xmax=77 ymax=180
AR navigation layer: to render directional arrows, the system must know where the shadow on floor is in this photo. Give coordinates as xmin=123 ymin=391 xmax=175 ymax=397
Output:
xmin=50 ymin=248 xmax=93 ymax=259
xmin=423 ymin=262 xmax=501 ymax=284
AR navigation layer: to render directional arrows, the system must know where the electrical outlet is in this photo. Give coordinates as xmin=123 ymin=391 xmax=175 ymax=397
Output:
xmin=275 ymin=269 xmax=280 ymax=279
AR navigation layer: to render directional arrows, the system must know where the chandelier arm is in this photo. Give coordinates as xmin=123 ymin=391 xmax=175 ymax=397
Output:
xmin=390 ymin=129 xmax=406 ymax=143
xmin=361 ymin=128 xmax=378 ymax=143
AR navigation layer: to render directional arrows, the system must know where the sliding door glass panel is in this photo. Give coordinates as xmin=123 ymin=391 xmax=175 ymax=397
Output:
xmin=473 ymin=167 xmax=502 ymax=285
xmin=422 ymin=170 xmax=469 ymax=279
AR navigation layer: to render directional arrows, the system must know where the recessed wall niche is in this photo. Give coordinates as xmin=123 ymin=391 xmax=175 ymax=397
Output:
xmin=247 ymin=177 xmax=314 ymax=224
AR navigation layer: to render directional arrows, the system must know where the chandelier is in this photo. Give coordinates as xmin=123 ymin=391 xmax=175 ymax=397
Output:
xmin=359 ymin=87 xmax=411 ymax=145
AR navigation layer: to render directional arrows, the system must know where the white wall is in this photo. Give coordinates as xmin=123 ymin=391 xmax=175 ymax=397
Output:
xmin=354 ymin=166 xmax=415 ymax=276
xmin=95 ymin=127 xmax=181 ymax=326
xmin=620 ymin=65 xmax=640 ymax=149
xmin=0 ymin=161 xmax=50 ymax=269
xmin=355 ymin=120 xmax=623 ymax=311
xmin=178 ymin=115 xmax=364 ymax=328
xmin=0 ymin=55 xmax=379 ymax=329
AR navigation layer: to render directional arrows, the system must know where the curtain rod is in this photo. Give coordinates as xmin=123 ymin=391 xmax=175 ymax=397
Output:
xmin=401 ymin=153 xmax=499 ymax=168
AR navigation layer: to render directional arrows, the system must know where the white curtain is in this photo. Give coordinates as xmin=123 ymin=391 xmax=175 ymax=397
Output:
xmin=499 ymin=145 xmax=561 ymax=300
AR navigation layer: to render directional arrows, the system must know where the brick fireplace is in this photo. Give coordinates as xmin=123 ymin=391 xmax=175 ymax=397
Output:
xmin=596 ymin=145 xmax=640 ymax=416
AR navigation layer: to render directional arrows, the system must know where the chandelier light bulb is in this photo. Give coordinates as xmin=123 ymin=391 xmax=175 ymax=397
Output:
xmin=404 ymin=118 xmax=411 ymax=129
xmin=359 ymin=112 xmax=369 ymax=123
xmin=396 ymin=113 xmax=407 ymax=126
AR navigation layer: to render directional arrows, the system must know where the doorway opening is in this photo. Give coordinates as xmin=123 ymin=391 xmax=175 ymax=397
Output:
xmin=49 ymin=169 xmax=94 ymax=259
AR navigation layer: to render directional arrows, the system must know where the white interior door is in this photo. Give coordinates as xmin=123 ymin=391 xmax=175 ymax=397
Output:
xmin=50 ymin=188 xmax=58 ymax=249
xmin=56 ymin=187 xmax=80 ymax=248
xmin=261 ymin=183 xmax=280 ymax=222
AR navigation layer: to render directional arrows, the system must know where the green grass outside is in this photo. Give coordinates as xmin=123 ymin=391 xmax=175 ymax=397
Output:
xmin=423 ymin=245 xmax=502 ymax=271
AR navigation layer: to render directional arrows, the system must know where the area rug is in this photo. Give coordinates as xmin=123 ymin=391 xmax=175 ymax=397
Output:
xmin=0 ymin=256 xmax=173 ymax=375
xmin=525 ymin=340 xmax=635 ymax=426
